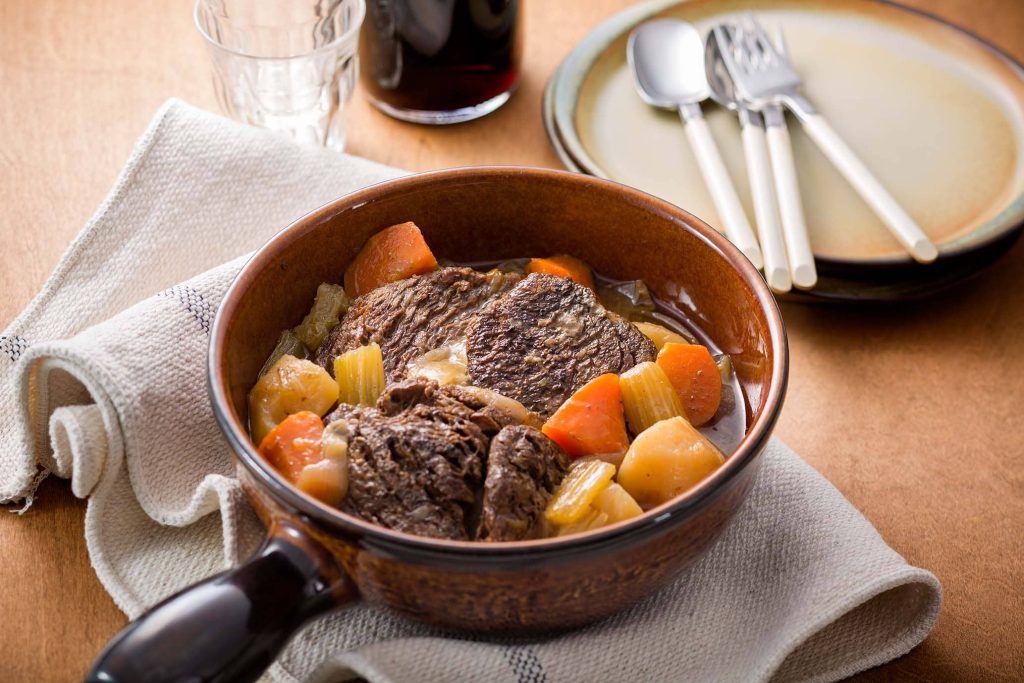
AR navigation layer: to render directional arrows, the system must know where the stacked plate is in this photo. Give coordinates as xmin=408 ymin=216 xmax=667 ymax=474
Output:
xmin=543 ymin=0 xmax=1024 ymax=301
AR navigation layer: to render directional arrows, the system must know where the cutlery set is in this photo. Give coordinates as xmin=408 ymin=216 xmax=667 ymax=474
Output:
xmin=628 ymin=15 xmax=938 ymax=293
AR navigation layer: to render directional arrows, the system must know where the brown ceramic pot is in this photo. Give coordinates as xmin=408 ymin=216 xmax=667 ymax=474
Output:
xmin=87 ymin=167 xmax=787 ymax=683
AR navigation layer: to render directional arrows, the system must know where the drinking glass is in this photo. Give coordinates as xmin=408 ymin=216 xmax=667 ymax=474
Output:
xmin=194 ymin=0 xmax=366 ymax=150
xmin=361 ymin=0 xmax=521 ymax=124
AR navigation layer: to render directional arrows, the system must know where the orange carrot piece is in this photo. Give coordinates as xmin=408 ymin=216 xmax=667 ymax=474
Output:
xmin=656 ymin=343 xmax=722 ymax=426
xmin=542 ymin=373 xmax=629 ymax=459
xmin=258 ymin=411 xmax=325 ymax=484
xmin=344 ymin=222 xmax=438 ymax=297
xmin=525 ymin=255 xmax=595 ymax=290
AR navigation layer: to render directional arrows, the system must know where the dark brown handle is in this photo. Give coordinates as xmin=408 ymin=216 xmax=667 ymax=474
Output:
xmin=85 ymin=522 xmax=354 ymax=683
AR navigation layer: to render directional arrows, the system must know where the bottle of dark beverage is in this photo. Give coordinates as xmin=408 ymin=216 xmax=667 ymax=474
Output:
xmin=361 ymin=0 xmax=521 ymax=124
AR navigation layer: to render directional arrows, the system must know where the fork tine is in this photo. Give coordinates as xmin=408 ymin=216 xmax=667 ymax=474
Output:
xmin=746 ymin=14 xmax=783 ymax=61
xmin=738 ymin=20 xmax=770 ymax=69
xmin=774 ymin=25 xmax=790 ymax=60
xmin=713 ymin=24 xmax=746 ymax=76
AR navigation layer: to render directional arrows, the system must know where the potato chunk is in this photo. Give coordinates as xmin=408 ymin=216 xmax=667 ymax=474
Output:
xmin=617 ymin=417 xmax=725 ymax=507
xmin=297 ymin=419 xmax=350 ymax=507
xmin=249 ymin=355 xmax=339 ymax=444
xmin=296 ymin=459 xmax=347 ymax=507
xmin=591 ymin=482 xmax=643 ymax=523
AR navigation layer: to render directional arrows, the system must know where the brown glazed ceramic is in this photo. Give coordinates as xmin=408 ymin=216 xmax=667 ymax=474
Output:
xmin=87 ymin=167 xmax=787 ymax=683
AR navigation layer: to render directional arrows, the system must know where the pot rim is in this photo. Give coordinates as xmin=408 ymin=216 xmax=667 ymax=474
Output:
xmin=208 ymin=165 xmax=788 ymax=559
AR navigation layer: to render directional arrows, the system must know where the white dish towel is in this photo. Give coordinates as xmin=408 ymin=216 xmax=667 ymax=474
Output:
xmin=0 ymin=100 xmax=940 ymax=683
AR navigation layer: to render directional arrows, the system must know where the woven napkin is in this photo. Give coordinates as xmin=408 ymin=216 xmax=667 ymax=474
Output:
xmin=0 ymin=99 xmax=940 ymax=683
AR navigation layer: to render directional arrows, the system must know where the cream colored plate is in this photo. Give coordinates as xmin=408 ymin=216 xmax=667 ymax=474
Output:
xmin=549 ymin=0 xmax=1024 ymax=265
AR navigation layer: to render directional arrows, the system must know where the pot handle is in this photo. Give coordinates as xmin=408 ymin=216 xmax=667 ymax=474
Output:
xmin=85 ymin=522 xmax=355 ymax=683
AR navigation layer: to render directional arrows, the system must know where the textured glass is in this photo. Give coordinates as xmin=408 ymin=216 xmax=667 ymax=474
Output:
xmin=195 ymin=0 xmax=365 ymax=150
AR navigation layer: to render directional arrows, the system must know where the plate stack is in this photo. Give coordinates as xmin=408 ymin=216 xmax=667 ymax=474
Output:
xmin=542 ymin=0 xmax=1024 ymax=302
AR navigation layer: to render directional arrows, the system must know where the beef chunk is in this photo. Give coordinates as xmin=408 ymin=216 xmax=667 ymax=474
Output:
xmin=466 ymin=273 xmax=656 ymax=417
xmin=377 ymin=379 xmax=542 ymax=437
xmin=477 ymin=426 xmax=570 ymax=541
xmin=327 ymin=398 xmax=489 ymax=540
xmin=376 ymin=378 xmax=477 ymax=422
xmin=439 ymin=384 xmax=544 ymax=434
xmin=317 ymin=267 xmax=520 ymax=380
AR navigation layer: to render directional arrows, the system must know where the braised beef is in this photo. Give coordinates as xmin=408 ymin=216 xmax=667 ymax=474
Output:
xmin=477 ymin=425 xmax=570 ymax=541
xmin=317 ymin=267 xmax=520 ymax=380
xmin=466 ymin=273 xmax=656 ymax=416
xmin=439 ymin=384 xmax=544 ymax=434
xmin=328 ymin=379 xmax=566 ymax=541
xmin=376 ymin=378 xmax=541 ymax=437
xmin=327 ymin=398 xmax=489 ymax=541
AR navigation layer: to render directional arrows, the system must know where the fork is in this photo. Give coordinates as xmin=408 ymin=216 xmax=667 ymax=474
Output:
xmin=718 ymin=17 xmax=938 ymax=264
xmin=742 ymin=26 xmax=816 ymax=288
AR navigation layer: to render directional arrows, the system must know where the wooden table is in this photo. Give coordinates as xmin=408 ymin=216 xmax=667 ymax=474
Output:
xmin=1 ymin=0 xmax=1022 ymax=680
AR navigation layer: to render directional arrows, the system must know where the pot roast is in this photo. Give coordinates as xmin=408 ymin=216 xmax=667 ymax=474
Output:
xmin=327 ymin=379 xmax=568 ymax=541
xmin=318 ymin=267 xmax=657 ymax=418
xmin=317 ymin=267 xmax=521 ymax=382
xmin=253 ymin=221 xmax=735 ymax=545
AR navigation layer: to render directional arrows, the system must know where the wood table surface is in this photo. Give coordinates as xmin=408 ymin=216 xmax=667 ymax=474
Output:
xmin=1 ymin=0 xmax=1022 ymax=680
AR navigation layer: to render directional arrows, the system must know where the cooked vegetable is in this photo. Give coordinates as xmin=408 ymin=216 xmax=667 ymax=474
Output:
xmin=321 ymin=419 xmax=351 ymax=462
xmin=296 ymin=420 xmax=350 ymax=506
xmin=249 ymin=355 xmax=340 ymax=444
xmin=296 ymin=459 xmax=347 ymax=506
xmin=617 ymin=416 xmax=725 ymax=507
xmin=574 ymin=451 xmax=627 ymax=470
xmin=657 ymin=343 xmax=722 ymax=426
xmin=406 ymin=341 xmax=468 ymax=386
xmin=716 ymin=354 xmax=734 ymax=383
xmin=334 ymin=343 xmax=386 ymax=406
xmin=541 ymin=373 xmax=629 ymax=459
xmin=258 ymin=411 xmax=326 ymax=484
xmin=344 ymin=221 xmax=438 ymax=297
xmin=591 ymin=482 xmax=643 ymax=523
xmin=258 ymin=330 xmax=308 ymax=378
xmin=597 ymin=279 xmax=655 ymax=320
xmin=552 ymin=480 xmax=642 ymax=537
xmin=525 ymin=255 xmax=595 ymax=289
xmin=556 ymin=509 xmax=609 ymax=536
xmin=619 ymin=361 xmax=685 ymax=435
xmin=633 ymin=321 xmax=691 ymax=351
xmin=545 ymin=459 xmax=616 ymax=526
xmin=451 ymin=385 xmax=543 ymax=429
xmin=294 ymin=283 xmax=350 ymax=350
xmin=492 ymin=257 xmax=530 ymax=274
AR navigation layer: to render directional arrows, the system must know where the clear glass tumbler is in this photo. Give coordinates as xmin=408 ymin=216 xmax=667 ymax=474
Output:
xmin=194 ymin=0 xmax=366 ymax=150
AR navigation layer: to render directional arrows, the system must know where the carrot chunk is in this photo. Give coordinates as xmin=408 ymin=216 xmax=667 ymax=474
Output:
xmin=258 ymin=411 xmax=325 ymax=484
xmin=656 ymin=343 xmax=722 ymax=426
xmin=525 ymin=255 xmax=595 ymax=289
xmin=344 ymin=222 xmax=438 ymax=297
xmin=542 ymin=373 xmax=630 ymax=459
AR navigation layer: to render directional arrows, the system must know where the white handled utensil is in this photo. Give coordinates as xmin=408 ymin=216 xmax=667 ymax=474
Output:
xmin=762 ymin=106 xmax=817 ymax=288
xmin=628 ymin=19 xmax=763 ymax=269
xmin=720 ymin=17 xmax=938 ymax=264
xmin=705 ymin=28 xmax=790 ymax=292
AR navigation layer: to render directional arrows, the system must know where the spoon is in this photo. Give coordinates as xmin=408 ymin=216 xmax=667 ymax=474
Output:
xmin=705 ymin=28 xmax=791 ymax=293
xmin=628 ymin=19 xmax=763 ymax=269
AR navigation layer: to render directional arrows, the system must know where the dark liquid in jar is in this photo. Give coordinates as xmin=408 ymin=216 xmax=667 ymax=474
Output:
xmin=361 ymin=0 xmax=521 ymax=112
